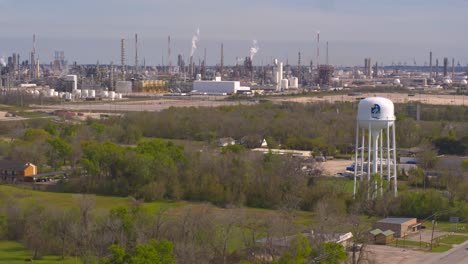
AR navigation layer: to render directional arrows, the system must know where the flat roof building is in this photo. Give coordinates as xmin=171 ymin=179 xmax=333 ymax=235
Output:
xmin=373 ymin=217 xmax=421 ymax=238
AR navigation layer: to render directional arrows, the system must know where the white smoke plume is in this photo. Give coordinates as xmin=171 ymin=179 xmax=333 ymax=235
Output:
xmin=250 ymin=40 xmax=259 ymax=60
xmin=0 ymin=57 xmax=5 ymax=67
xmin=190 ymin=28 xmax=200 ymax=57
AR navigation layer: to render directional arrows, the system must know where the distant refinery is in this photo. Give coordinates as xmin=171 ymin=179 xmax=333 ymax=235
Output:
xmin=1 ymin=33 xmax=467 ymax=98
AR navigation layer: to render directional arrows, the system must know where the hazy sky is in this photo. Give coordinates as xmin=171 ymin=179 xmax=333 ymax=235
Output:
xmin=1 ymin=0 xmax=467 ymax=66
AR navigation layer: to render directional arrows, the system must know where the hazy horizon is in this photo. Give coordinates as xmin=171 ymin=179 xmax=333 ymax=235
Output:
xmin=1 ymin=0 xmax=467 ymax=66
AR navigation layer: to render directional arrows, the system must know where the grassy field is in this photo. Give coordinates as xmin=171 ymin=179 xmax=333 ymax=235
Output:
xmin=0 ymin=241 xmax=80 ymax=264
xmin=437 ymin=235 xmax=468 ymax=245
xmin=0 ymin=185 xmax=185 ymax=213
xmin=430 ymin=244 xmax=453 ymax=253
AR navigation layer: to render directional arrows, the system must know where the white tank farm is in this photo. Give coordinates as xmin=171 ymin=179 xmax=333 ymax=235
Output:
xmin=357 ymin=97 xmax=395 ymax=130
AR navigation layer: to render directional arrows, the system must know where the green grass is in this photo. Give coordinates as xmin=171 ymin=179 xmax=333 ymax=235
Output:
xmin=0 ymin=185 xmax=184 ymax=213
xmin=424 ymin=221 xmax=468 ymax=233
xmin=437 ymin=235 xmax=468 ymax=245
xmin=430 ymin=244 xmax=453 ymax=253
xmin=395 ymin=239 xmax=426 ymax=248
xmin=0 ymin=241 xmax=80 ymax=264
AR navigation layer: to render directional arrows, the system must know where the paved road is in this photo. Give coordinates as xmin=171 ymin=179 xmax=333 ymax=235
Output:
xmin=424 ymin=240 xmax=468 ymax=264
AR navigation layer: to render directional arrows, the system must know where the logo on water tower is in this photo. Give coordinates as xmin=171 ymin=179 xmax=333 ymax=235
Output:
xmin=371 ymin=104 xmax=381 ymax=119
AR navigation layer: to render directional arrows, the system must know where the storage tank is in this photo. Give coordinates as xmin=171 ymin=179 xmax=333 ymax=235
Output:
xmin=102 ymin=90 xmax=109 ymax=98
xmin=461 ymin=79 xmax=468 ymax=85
xmin=281 ymin=79 xmax=289 ymax=90
xmin=109 ymin=91 xmax=116 ymax=100
xmin=74 ymin=89 xmax=82 ymax=98
xmin=289 ymin=77 xmax=299 ymax=88
xmin=82 ymin=89 xmax=89 ymax=98
xmin=47 ymin=89 xmax=55 ymax=97
xmin=196 ymin=74 xmax=202 ymax=80
xmin=117 ymin=93 xmax=122 ymax=99
xmin=89 ymin=90 xmax=96 ymax=98
xmin=393 ymin=79 xmax=401 ymax=85
xmin=54 ymin=91 xmax=59 ymax=97
xmin=65 ymin=92 xmax=72 ymax=100
xmin=33 ymin=90 xmax=40 ymax=96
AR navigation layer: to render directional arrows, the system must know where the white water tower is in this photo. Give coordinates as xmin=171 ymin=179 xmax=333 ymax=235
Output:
xmin=354 ymin=97 xmax=398 ymax=199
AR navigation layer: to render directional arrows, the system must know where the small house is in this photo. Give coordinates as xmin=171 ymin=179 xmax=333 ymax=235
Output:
xmin=369 ymin=229 xmax=395 ymax=245
xmin=0 ymin=160 xmax=37 ymax=182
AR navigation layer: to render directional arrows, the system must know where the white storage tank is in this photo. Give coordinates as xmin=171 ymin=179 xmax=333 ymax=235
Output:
xmin=393 ymin=79 xmax=401 ymax=86
xmin=289 ymin=77 xmax=299 ymax=88
xmin=461 ymin=79 xmax=468 ymax=85
xmin=33 ymin=90 xmax=40 ymax=96
xmin=47 ymin=89 xmax=55 ymax=97
xmin=82 ymin=89 xmax=89 ymax=98
xmin=281 ymin=79 xmax=289 ymax=90
xmin=109 ymin=91 xmax=116 ymax=100
xmin=102 ymin=90 xmax=109 ymax=98
xmin=89 ymin=90 xmax=96 ymax=98
xmin=117 ymin=93 xmax=122 ymax=99
xmin=196 ymin=74 xmax=202 ymax=80
xmin=74 ymin=89 xmax=82 ymax=98
xmin=65 ymin=92 xmax=72 ymax=100
xmin=54 ymin=91 xmax=59 ymax=97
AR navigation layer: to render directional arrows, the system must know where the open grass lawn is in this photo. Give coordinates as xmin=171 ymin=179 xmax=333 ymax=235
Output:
xmin=430 ymin=244 xmax=453 ymax=253
xmin=437 ymin=235 xmax=468 ymax=245
xmin=0 ymin=241 xmax=80 ymax=264
xmin=424 ymin=221 xmax=468 ymax=233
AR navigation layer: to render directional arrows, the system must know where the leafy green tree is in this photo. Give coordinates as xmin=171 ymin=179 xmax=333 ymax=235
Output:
xmin=316 ymin=242 xmax=347 ymax=264
xmin=273 ymin=234 xmax=313 ymax=264
xmin=47 ymin=137 xmax=72 ymax=169
xmin=100 ymin=240 xmax=174 ymax=264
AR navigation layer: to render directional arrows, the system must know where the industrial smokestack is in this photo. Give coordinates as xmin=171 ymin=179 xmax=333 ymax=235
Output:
xmin=168 ymin=35 xmax=172 ymax=75
xmin=121 ymin=38 xmax=126 ymax=80
xmin=443 ymin=57 xmax=448 ymax=77
xmin=220 ymin=43 xmax=224 ymax=76
xmin=429 ymin=51 xmax=433 ymax=78
xmin=326 ymin=41 xmax=329 ymax=65
xmin=452 ymin=58 xmax=455 ymax=79
xmin=135 ymin=34 xmax=139 ymax=74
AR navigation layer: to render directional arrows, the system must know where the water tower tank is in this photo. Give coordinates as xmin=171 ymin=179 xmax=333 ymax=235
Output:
xmin=355 ymin=97 xmax=398 ymax=199
xmin=358 ymin=97 xmax=395 ymax=130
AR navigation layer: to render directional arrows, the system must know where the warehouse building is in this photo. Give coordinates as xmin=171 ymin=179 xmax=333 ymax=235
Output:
xmin=373 ymin=218 xmax=421 ymax=238
xmin=192 ymin=78 xmax=250 ymax=95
